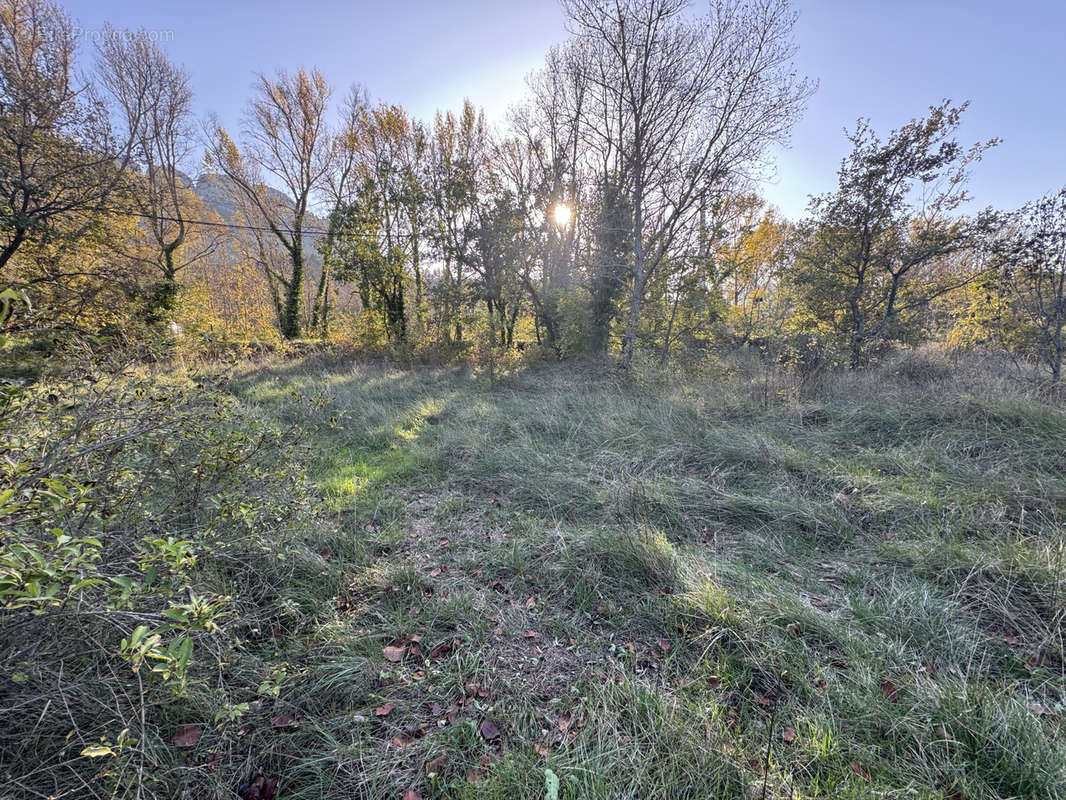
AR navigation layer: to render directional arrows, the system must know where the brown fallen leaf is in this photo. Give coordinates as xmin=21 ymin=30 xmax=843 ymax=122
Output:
xmin=524 ymin=631 xmax=539 ymax=640
xmin=237 ymin=774 xmax=278 ymax=800
xmin=534 ymin=742 xmax=550 ymax=757
xmin=375 ymin=702 xmax=395 ymax=717
xmin=726 ymin=707 xmax=740 ymax=730
xmin=558 ymin=713 xmax=573 ymax=732
xmin=428 ymin=567 xmax=442 ymax=577
xmin=171 ymin=725 xmax=201 ymax=748
xmin=755 ymin=693 xmax=772 ymax=708
xmin=204 ymin=751 xmax=223 ymax=770
xmin=785 ymin=622 xmax=801 ymax=636
xmin=850 ymin=761 xmax=870 ymax=780
xmin=879 ymin=679 xmax=900 ymax=703
xmin=814 ymin=677 xmax=828 ymax=690
xmin=479 ymin=719 xmax=501 ymax=740
xmin=392 ymin=734 xmax=413 ymax=749
xmin=401 ymin=789 xmax=422 ymax=800
xmin=781 ymin=726 xmax=796 ymax=743
xmin=430 ymin=640 xmax=455 ymax=658
xmin=707 ymin=675 xmax=722 ymax=689
xmin=424 ymin=751 xmax=447 ymax=777
xmin=466 ymin=766 xmax=486 ymax=784
xmin=657 ymin=638 xmax=672 ymax=653
xmin=525 ymin=595 xmax=537 ymax=609
xmin=383 ymin=645 xmax=405 ymax=663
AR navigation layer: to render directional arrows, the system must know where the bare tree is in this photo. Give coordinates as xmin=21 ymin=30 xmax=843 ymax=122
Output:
xmin=512 ymin=42 xmax=589 ymax=354
xmin=562 ymin=0 xmax=813 ymax=366
xmin=0 ymin=0 xmax=142 ymax=274
xmin=207 ymin=68 xmax=333 ymax=339
xmin=97 ymin=26 xmax=218 ymax=317
xmin=312 ymin=86 xmax=369 ymax=336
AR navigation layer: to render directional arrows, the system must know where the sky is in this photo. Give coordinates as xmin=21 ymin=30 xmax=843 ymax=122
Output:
xmin=64 ymin=0 xmax=1066 ymax=220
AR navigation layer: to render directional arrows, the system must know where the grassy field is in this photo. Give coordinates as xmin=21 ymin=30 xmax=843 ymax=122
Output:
xmin=207 ymin=352 xmax=1064 ymax=800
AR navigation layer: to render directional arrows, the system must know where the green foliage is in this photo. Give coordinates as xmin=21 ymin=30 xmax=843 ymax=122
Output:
xmin=793 ymin=102 xmax=998 ymax=365
xmin=0 ymin=367 xmax=321 ymax=796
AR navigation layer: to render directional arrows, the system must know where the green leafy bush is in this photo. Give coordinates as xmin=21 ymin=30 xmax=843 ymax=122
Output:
xmin=0 ymin=367 xmax=321 ymax=797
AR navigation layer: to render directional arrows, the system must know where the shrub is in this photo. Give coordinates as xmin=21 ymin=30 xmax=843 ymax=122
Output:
xmin=0 ymin=365 xmax=321 ymax=798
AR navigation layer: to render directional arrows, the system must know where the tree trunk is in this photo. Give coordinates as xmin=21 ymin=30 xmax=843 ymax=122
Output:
xmin=282 ymin=243 xmax=304 ymax=339
xmin=312 ymin=238 xmax=332 ymax=337
xmin=621 ymin=270 xmax=648 ymax=368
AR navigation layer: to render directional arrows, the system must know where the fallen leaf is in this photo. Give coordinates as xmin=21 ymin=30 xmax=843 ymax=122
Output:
xmin=1029 ymin=702 xmax=1051 ymax=716
xmin=401 ymin=790 xmax=422 ymax=800
xmin=782 ymin=726 xmax=796 ymax=743
xmin=271 ymin=714 xmax=298 ymax=730
xmin=383 ymin=645 xmax=405 ymax=663
xmin=879 ymin=679 xmax=899 ymax=703
xmin=558 ymin=713 xmax=573 ymax=732
xmin=424 ymin=751 xmax=447 ymax=776
xmin=707 ymin=675 xmax=722 ymax=689
xmin=171 ymin=725 xmax=201 ymax=748
xmin=657 ymin=638 xmax=671 ymax=653
xmin=375 ymin=702 xmax=395 ymax=717
xmin=525 ymin=595 xmax=537 ymax=609
xmin=466 ymin=766 xmax=486 ymax=784
xmin=850 ymin=761 xmax=870 ymax=780
xmin=755 ymin=693 xmax=772 ymax=708
xmin=534 ymin=742 xmax=550 ymax=757
xmin=726 ymin=707 xmax=740 ymax=730
xmin=524 ymin=631 xmax=539 ymax=640
xmin=430 ymin=640 xmax=455 ymax=658
xmin=237 ymin=774 xmax=279 ymax=800
xmin=205 ymin=752 xmax=223 ymax=770
xmin=814 ymin=677 xmax=828 ymax=690
xmin=479 ymin=719 xmax=501 ymax=740
xmin=392 ymin=734 xmax=413 ymax=749
xmin=785 ymin=622 xmax=801 ymax=636
xmin=428 ymin=567 xmax=442 ymax=577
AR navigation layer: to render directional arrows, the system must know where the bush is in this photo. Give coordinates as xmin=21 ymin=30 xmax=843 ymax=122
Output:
xmin=0 ymin=366 xmax=322 ymax=798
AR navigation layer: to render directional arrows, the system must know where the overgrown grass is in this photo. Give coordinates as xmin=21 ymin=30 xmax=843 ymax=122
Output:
xmin=4 ymin=350 xmax=1064 ymax=798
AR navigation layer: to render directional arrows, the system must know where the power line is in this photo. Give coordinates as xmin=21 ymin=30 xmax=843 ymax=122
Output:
xmin=92 ymin=205 xmax=333 ymax=237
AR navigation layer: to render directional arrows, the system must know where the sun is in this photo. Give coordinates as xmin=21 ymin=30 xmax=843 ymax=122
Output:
xmin=552 ymin=202 xmax=573 ymax=227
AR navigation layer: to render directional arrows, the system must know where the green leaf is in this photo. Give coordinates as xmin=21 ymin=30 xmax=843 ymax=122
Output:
xmin=544 ymin=768 xmax=560 ymax=800
xmin=81 ymin=745 xmax=115 ymax=758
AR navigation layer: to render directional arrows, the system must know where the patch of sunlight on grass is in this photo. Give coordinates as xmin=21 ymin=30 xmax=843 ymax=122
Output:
xmin=321 ymin=448 xmax=418 ymax=510
xmin=678 ymin=575 xmax=737 ymax=626
xmin=394 ymin=398 xmax=444 ymax=442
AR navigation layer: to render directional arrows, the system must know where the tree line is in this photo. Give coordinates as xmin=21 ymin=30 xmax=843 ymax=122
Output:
xmin=2 ymin=0 xmax=1064 ymax=382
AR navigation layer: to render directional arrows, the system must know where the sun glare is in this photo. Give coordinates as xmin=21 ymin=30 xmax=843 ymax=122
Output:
xmin=552 ymin=202 xmax=573 ymax=227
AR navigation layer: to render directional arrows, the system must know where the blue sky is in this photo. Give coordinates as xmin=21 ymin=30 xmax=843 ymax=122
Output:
xmin=66 ymin=0 xmax=1065 ymax=219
